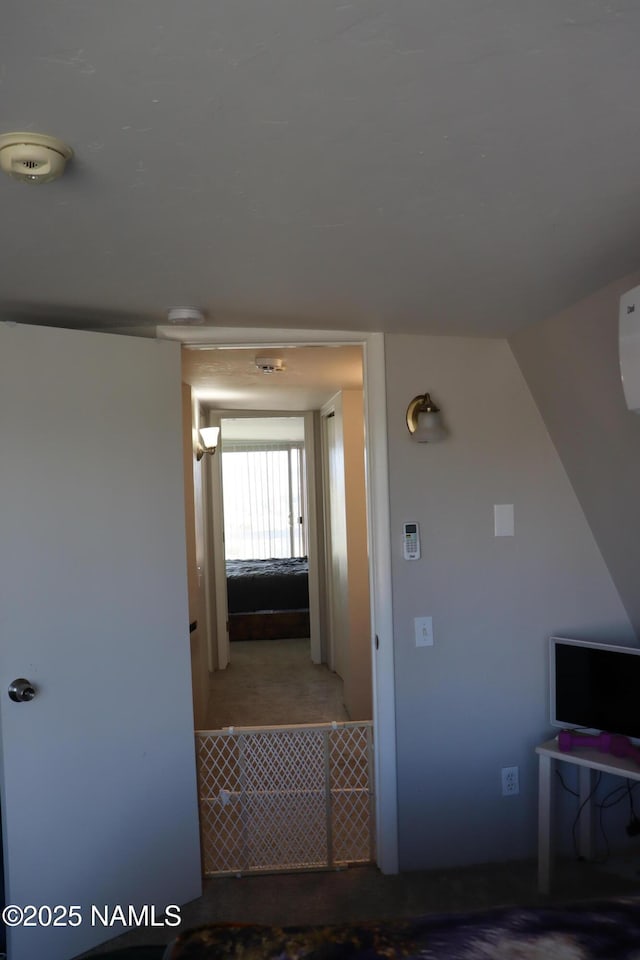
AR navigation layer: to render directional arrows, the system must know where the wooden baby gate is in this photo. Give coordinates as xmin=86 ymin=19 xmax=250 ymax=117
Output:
xmin=196 ymin=721 xmax=375 ymax=875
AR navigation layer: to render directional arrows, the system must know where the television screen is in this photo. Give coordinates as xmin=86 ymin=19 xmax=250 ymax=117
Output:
xmin=550 ymin=637 xmax=640 ymax=741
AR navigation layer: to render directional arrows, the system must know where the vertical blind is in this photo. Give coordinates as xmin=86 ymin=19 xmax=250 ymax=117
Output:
xmin=221 ymin=442 xmax=305 ymax=559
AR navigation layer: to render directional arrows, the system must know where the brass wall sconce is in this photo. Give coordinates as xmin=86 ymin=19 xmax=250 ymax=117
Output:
xmin=406 ymin=393 xmax=446 ymax=443
xmin=196 ymin=426 xmax=220 ymax=460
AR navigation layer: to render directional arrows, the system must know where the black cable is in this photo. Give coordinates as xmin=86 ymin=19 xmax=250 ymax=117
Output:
xmin=592 ymin=779 xmax=632 ymax=862
xmin=588 ymin=778 xmax=639 ymax=862
xmin=571 ymin=772 xmax=602 ymax=860
xmin=624 ymin=780 xmax=640 ymax=836
xmin=556 ymin=768 xmax=579 ymax=798
xmin=555 ymin=767 xmax=640 ymax=861
xmin=594 ymin=782 xmax=628 ymax=862
xmin=598 ymin=782 xmax=629 ymax=809
xmin=597 ymin=795 xmax=610 ymax=862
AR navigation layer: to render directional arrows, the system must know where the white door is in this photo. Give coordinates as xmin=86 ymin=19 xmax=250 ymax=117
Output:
xmin=0 ymin=323 xmax=202 ymax=960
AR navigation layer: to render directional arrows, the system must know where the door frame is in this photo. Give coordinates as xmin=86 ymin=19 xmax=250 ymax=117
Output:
xmin=319 ymin=397 xmax=338 ymax=674
xmin=163 ymin=325 xmax=398 ymax=874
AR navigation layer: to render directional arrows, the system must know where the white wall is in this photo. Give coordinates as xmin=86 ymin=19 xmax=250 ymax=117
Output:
xmin=385 ymin=334 xmax=634 ymax=869
xmin=510 ymin=270 xmax=640 ymax=638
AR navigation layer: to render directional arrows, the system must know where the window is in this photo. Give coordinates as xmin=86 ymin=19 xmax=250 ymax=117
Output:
xmin=221 ymin=442 xmax=306 ymax=559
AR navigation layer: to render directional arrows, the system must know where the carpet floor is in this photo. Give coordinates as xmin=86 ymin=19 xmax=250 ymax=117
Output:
xmin=76 ymin=859 xmax=640 ymax=958
xmin=203 ymin=638 xmax=350 ymax=729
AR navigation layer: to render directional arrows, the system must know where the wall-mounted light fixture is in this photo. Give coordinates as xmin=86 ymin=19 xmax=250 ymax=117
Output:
xmin=406 ymin=393 xmax=446 ymax=443
xmin=196 ymin=426 xmax=220 ymax=460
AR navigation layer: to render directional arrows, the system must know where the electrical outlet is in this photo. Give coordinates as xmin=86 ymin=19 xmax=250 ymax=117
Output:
xmin=501 ymin=766 xmax=519 ymax=796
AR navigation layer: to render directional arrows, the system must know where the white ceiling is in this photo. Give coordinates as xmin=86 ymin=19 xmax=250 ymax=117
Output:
xmin=183 ymin=344 xmax=363 ymax=410
xmin=2 ymin=2 xmax=640 ymax=338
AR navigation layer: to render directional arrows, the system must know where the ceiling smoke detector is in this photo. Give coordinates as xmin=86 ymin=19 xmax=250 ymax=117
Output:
xmin=255 ymin=357 xmax=285 ymax=374
xmin=0 ymin=132 xmax=73 ymax=184
xmin=167 ymin=307 xmax=207 ymax=325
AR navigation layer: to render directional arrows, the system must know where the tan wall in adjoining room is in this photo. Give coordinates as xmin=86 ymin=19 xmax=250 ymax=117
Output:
xmin=311 ymin=410 xmax=329 ymax=664
xmin=342 ymin=389 xmax=372 ymax=720
xmin=182 ymin=382 xmax=209 ymax=727
xmin=322 ymin=389 xmax=372 ymax=720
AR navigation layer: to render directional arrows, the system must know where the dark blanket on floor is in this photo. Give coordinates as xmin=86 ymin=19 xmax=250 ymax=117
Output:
xmin=164 ymin=899 xmax=640 ymax=959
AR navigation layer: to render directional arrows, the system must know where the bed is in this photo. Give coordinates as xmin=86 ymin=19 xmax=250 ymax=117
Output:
xmin=164 ymin=898 xmax=640 ymax=959
xmin=226 ymin=557 xmax=310 ymax=642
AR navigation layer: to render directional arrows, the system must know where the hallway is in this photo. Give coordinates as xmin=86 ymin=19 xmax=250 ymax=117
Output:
xmin=203 ymin=638 xmax=350 ymax=729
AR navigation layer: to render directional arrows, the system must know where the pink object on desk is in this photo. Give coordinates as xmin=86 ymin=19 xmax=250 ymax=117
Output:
xmin=558 ymin=729 xmax=640 ymax=765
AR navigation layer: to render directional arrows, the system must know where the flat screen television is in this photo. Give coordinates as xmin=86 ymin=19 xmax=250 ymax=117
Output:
xmin=550 ymin=636 xmax=640 ymax=741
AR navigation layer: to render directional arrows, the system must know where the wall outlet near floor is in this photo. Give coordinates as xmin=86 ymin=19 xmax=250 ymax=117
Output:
xmin=501 ymin=765 xmax=519 ymax=796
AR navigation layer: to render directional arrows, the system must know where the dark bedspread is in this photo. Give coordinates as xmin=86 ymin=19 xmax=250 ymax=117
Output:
xmin=226 ymin=557 xmax=309 ymax=613
xmin=165 ymin=899 xmax=640 ymax=959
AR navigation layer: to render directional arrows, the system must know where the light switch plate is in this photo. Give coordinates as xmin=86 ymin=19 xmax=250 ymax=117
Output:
xmin=415 ymin=616 xmax=433 ymax=647
xmin=494 ymin=504 xmax=514 ymax=537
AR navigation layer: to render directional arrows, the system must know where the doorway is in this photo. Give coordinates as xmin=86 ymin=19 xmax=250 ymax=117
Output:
xmin=205 ymin=406 xmax=324 ymax=676
xmin=186 ymin=344 xmax=374 ymax=727
xmin=208 ymin=409 xmax=346 ymax=729
xmin=219 ymin=416 xmax=312 ymax=653
xmin=170 ymin=325 xmax=398 ymax=875
xmin=187 ymin=345 xmax=377 ymax=873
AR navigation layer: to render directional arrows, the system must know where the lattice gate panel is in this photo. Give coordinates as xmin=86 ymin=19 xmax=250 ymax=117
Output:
xmin=197 ymin=734 xmax=243 ymax=875
xmin=329 ymin=723 xmax=375 ymax=866
xmin=196 ymin=722 xmax=374 ymax=876
xmin=243 ymin=729 xmax=327 ymax=870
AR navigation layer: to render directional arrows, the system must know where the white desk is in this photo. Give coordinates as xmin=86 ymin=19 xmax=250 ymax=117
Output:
xmin=536 ymin=737 xmax=640 ymax=894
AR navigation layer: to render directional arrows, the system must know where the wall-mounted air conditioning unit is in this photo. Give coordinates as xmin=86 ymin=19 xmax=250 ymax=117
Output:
xmin=619 ymin=284 xmax=640 ymax=414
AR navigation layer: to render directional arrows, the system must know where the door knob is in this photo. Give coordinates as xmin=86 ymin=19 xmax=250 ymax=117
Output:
xmin=8 ymin=678 xmax=36 ymax=702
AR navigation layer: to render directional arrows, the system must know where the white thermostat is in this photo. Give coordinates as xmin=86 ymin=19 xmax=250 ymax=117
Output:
xmin=403 ymin=522 xmax=421 ymax=560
